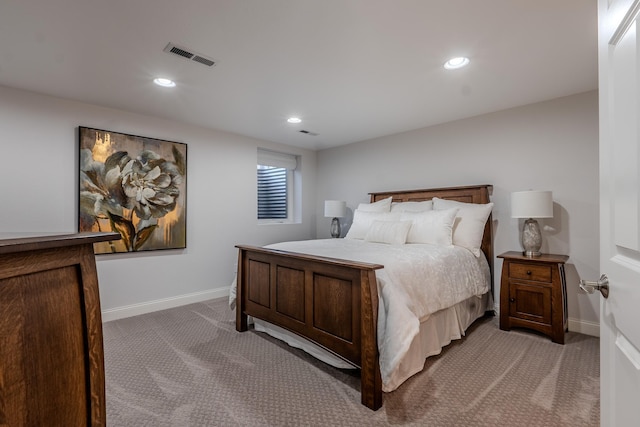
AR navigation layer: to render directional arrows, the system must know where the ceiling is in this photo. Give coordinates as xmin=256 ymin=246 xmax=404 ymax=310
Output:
xmin=0 ymin=1 xmax=598 ymax=150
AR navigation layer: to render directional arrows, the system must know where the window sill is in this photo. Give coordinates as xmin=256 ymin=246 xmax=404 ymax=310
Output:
xmin=258 ymin=220 xmax=299 ymax=225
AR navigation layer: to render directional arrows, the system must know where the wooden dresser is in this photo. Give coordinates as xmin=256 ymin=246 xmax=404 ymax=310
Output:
xmin=0 ymin=232 xmax=118 ymax=427
xmin=498 ymin=251 xmax=569 ymax=344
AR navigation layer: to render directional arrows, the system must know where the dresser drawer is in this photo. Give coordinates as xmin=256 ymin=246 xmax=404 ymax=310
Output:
xmin=508 ymin=262 xmax=552 ymax=282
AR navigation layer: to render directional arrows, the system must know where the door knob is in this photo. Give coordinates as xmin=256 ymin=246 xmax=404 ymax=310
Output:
xmin=579 ymin=274 xmax=609 ymax=298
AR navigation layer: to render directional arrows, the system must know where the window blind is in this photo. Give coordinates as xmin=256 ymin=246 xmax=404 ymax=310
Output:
xmin=257 ymin=149 xmax=297 ymax=170
xmin=257 ymin=167 xmax=287 ymax=219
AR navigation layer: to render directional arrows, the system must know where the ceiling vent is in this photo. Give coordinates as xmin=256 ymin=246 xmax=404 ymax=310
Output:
xmin=299 ymin=130 xmax=319 ymax=136
xmin=163 ymin=43 xmax=216 ymax=67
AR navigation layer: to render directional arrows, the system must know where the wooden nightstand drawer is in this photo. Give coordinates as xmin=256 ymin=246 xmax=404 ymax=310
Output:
xmin=508 ymin=262 xmax=552 ymax=282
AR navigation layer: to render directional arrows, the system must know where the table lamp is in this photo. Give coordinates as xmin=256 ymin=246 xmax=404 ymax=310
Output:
xmin=324 ymin=200 xmax=346 ymax=238
xmin=511 ymin=190 xmax=553 ymax=257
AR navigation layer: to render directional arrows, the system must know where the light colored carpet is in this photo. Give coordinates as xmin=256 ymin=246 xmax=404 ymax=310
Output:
xmin=103 ymin=298 xmax=599 ymax=426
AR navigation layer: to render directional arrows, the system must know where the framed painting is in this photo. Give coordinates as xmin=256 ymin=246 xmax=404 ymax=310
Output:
xmin=78 ymin=127 xmax=187 ymax=254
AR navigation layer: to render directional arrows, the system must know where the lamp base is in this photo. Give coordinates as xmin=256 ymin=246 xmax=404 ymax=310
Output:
xmin=330 ymin=217 xmax=341 ymax=238
xmin=523 ymin=250 xmax=542 ymax=257
xmin=522 ymin=218 xmax=542 ymax=257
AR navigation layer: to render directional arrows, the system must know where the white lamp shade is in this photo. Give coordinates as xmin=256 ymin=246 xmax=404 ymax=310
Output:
xmin=511 ymin=191 xmax=553 ymax=218
xmin=324 ymin=200 xmax=346 ymax=218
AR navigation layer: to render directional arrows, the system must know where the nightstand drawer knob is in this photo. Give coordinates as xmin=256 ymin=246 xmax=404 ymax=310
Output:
xmin=526 ymin=270 xmax=532 ymax=275
xmin=579 ymin=274 xmax=609 ymax=299
xmin=510 ymin=298 xmax=516 ymax=303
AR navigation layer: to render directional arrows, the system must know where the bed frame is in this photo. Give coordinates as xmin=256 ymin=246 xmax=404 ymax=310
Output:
xmin=235 ymin=184 xmax=493 ymax=410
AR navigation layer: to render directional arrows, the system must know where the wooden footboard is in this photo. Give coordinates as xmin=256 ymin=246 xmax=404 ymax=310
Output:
xmin=235 ymin=245 xmax=384 ymax=410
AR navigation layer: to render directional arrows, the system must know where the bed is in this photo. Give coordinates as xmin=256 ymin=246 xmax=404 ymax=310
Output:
xmin=233 ymin=185 xmax=494 ymax=410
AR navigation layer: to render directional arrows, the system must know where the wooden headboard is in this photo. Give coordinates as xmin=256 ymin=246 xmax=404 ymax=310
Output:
xmin=369 ymin=184 xmax=494 ymax=282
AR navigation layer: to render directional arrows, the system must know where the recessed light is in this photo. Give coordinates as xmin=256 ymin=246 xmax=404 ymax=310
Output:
xmin=287 ymin=117 xmax=302 ymax=124
xmin=153 ymin=77 xmax=176 ymax=87
xmin=444 ymin=57 xmax=470 ymax=70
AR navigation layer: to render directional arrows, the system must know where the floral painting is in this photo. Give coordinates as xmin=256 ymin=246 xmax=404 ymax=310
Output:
xmin=79 ymin=127 xmax=187 ymax=254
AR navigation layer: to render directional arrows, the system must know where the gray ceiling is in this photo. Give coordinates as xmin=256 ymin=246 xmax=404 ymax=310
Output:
xmin=0 ymin=0 xmax=598 ymax=150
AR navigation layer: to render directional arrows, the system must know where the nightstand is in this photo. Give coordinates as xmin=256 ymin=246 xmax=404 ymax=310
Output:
xmin=498 ymin=251 xmax=569 ymax=344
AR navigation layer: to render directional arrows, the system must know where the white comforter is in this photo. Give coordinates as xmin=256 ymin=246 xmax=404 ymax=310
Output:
xmin=230 ymin=239 xmax=490 ymax=389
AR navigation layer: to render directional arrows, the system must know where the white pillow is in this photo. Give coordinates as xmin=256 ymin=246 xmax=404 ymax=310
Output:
xmin=357 ymin=196 xmax=393 ymax=213
xmin=400 ymin=208 xmax=458 ymax=245
xmin=364 ymin=220 xmax=412 ymax=245
xmin=390 ymin=200 xmax=433 ymax=213
xmin=432 ymin=197 xmax=494 ymax=257
xmin=345 ymin=210 xmax=400 ymax=240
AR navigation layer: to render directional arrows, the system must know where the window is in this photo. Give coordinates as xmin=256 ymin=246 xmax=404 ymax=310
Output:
xmin=257 ymin=149 xmax=298 ymax=222
xmin=257 ymin=166 xmax=287 ymax=219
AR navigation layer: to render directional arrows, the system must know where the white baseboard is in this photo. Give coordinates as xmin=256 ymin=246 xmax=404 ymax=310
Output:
xmin=493 ymin=303 xmax=600 ymax=337
xmin=103 ymin=292 xmax=601 ymax=337
xmin=102 ymin=287 xmax=230 ymax=322
xmin=568 ymin=317 xmax=600 ymax=337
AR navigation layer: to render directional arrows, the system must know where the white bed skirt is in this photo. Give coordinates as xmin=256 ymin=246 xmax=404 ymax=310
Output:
xmin=252 ymin=291 xmax=493 ymax=392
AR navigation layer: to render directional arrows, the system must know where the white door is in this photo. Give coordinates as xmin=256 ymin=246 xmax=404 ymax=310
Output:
xmin=598 ymin=0 xmax=640 ymax=425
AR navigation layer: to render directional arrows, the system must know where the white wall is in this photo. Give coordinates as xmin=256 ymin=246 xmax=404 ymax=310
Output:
xmin=0 ymin=85 xmax=600 ymax=332
xmin=0 ymin=85 xmax=317 ymax=320
xmin=315 ymin=91 xmax=600 ymax=334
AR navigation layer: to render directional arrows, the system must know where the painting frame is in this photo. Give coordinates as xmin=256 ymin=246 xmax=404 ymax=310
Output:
xmin=78 ymin=126 xmax=187 ymax=254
